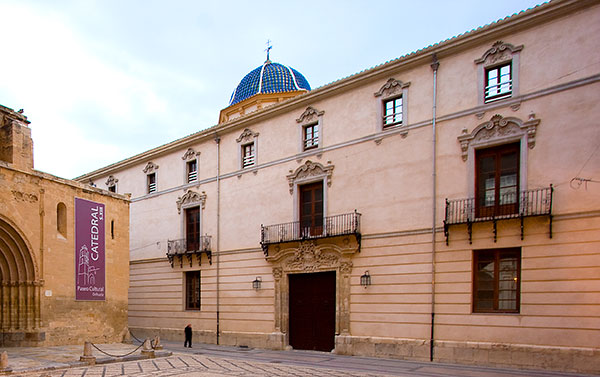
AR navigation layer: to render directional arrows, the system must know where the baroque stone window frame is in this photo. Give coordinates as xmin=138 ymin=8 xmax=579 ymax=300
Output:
xmin=266 ymin=239 xmax=357 ymax=349
xmin=374 ymin=78 xmax=410 ymax=135
xmin=182 ymin=148 xmax=200 ymax=184
xmin=236 ymin=128 xmax=259 ymax=170
xmin=296 ymin=106 xmax=324 ymax=152
xmin=143 ymin=162 xmax=159 ymax=195
xmin=105 ymin=175 xmax=118 ymax=193
xmin=458 ymin=113 xmax=540 ymax=199
xmin=287 ymin=160 xmax=334 ymax=223
xmin=475 ymin=41 xmax=523 ymax=105
xmin=176 ymin=189 xmax=207 ymax=241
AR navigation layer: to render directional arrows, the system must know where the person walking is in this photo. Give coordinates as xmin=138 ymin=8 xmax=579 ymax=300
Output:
xmin=184 ymin=324 xmax=192 ymax=348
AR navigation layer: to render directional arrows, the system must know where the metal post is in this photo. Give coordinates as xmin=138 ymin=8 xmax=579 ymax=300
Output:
xmin=430 ymin=53 xmax=440 ymax=362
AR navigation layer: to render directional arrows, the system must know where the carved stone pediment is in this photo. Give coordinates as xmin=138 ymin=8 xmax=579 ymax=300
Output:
xmin=143 ymin=162 xmax=159 ymax=173
xmin=374 ymin=78 xmax=410 ymax=98
xmin=286 ymin=242 xmax=338 ymax=272
xmin=266 ymin=239 xmax=358 ymax=268
xmin=474 ymin=41 xmax=523 ymax=66
xmin=236 ymin=128 xmax=259 ymax=143
xmin=296 ymin=106 xmax=324 ymax=124
xmin=105 ymin=175 xmax=118 ymax=187
xmin=458 ymin=113 xmax=540 ymax=161
xmin=181 ymin=148 xmax=199 ymax=161
xmin=287 ymin=160 xmax=334 ymax=194
xmin=176 ymin=189 xmax=207 ymax=214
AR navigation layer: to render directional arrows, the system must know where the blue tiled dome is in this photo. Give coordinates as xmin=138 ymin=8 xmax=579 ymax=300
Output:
xmin=229 ymin=60 xmax=311 ymax=105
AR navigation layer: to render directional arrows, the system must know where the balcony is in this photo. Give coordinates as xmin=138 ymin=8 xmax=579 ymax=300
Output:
xmin=261 ymin=211 xmax=361 ymax=256
xmin=167 ymin=235 xmax=212 ymax=267
xmin=444 ymin=186 xmax=553 ymax=244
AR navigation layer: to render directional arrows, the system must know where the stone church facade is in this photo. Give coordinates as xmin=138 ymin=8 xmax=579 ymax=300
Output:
xmin=0 ymin=105 xmax=130 ymax=346
xmin=77 ymin=0 xmax=599 ymax=373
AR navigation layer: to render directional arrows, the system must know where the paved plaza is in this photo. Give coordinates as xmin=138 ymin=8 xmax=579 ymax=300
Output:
xmin=2 ymin=340 xmax=597 ymax=377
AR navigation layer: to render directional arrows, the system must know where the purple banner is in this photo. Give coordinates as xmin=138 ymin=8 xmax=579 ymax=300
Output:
xmin=75 ymin=198 xmax=105 ymax=301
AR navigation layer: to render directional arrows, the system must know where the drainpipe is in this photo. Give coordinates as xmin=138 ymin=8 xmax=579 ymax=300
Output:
xmin=215 ymin=133 xmax=221 ymax=345
xmin=430 ymin=53 xmax=439 ymax=362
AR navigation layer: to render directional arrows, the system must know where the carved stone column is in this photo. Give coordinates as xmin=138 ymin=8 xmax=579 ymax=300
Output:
xmin=9 ymin=282 xmax=17 ymax=330
xmin=272 ymin=267 xmax=283 ymax=332
xmin=34 ymin=281 xmax=42 ymax=329
xmin=1 ymin=283 xmax=8 ymax=330
xmin=338 ymin=261 xmax=353 ymax=335
xmin=18 ymin=282 xmax=25 ymax=329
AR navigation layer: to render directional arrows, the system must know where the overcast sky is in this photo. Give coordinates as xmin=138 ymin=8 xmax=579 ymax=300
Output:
xmin=0 ymin=0 xmax=543 ymax=179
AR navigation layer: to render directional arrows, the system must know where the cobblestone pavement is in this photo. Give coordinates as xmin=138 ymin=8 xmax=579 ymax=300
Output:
xmin=2 ymin=341 xmax=597 ymax=377
xmin=16 ymin=353 xmax=391 ymax=377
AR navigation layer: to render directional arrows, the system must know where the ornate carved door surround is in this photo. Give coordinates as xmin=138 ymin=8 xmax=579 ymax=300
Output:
xmin=265 ymin=237 xmax=358 ymax=350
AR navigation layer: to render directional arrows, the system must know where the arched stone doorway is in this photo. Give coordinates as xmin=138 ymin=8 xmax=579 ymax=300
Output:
xmin=0 ymin=217 xmax=43 ymax=346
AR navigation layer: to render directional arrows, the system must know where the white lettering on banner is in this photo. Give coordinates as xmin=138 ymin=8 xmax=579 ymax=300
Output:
xmin=90 ymin=206 xmax=100 ymax=261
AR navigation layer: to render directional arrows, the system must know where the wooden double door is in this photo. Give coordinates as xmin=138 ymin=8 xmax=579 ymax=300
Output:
xmin=288 ymin=271 xmax=336 ymax=352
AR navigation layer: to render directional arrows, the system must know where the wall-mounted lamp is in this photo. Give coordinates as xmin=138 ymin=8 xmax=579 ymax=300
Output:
xmin=252 ymin=276 xmax=262 ymax=290
xmin=360 ymin=271 xmax=371 ymax=288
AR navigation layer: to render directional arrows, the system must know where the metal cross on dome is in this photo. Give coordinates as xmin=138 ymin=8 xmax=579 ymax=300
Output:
xmin=265 ymin=39 xmax=272 ymax=62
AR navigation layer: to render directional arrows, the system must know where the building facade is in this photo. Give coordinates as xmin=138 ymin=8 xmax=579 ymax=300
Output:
xmin=77 ymin=0 xmax=599 ymax=373
xmin=0 ymin=105 xmax=130 ymax=346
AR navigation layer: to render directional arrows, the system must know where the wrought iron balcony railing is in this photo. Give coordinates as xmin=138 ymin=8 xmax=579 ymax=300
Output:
xmin=167 ymin=235 xmax=212 ymax=267
xmin=444 ymin=185 xmax=553 ymax=244
xmin=261 ymin=211 xmax=361 ymax=256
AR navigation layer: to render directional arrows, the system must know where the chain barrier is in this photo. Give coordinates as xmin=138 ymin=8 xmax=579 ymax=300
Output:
xmin=130 ymin=329 xmax=159 ymax=350
xmin=90 ymin=342 xmax=144 ymax=358
xmin=129 ymin=329 xmax=144 ymax=344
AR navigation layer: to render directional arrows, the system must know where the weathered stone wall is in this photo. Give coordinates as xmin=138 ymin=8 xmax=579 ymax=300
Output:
xmin=0 ymin=105 xmax=130 ymax=346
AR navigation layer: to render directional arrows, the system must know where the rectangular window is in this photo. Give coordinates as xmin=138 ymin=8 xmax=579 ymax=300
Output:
xmin=383 ymin=97 xmax=403 ymax=128
xmin=299 ymin=181 xmax=324 ymax=237
xmin=473 ymin=248 xmax=520 ymax=313
xmin=187 ymin=160 xmax=198 ymax=183
xmin=485 ymin=63 xmax=512 ymax=103
xmin=185 ymin=207 xmax=200 ymax=251
xmin=476 ymin=143 xmax=519 ymax=218
xmin=108 ymin=185 xmax=116 ymax=193
xmin=185 ymin=271 xmax=201 ymax=310
xmin=303 ymin=124 xmax=319 ymax=150
xmin=147 ymin=173 xmax=157 ymax=194
xmin=242 ymin=143 xmax=255 ymax=168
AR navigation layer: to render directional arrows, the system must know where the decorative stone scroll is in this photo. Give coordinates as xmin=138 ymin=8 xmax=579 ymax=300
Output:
xmin=457 ymin=113 xmax=540 ymax=161
xmin=296 ymin=106 xmax=324 ymax=124
xmin=474 ymin=41 xmax=523 ymax=66
xmin=142 ymin=162 xmax=159 ymax=173
xmin=285 ymin=242 xmax=339 ymax=272
xmin=181 ymin=148 xmax=199 ymax=161
xmin=105 ymin=175 xmax=118 ymax=187
xmin=286 ymin=160 xmax=334 ymax=194
xmin=236 ymin=128 xmax=259 ymax=143
xmin=176 ymin=189 xmax=207 ymax=214
xmin=373 ymin=78 xmax=410 ymax=98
